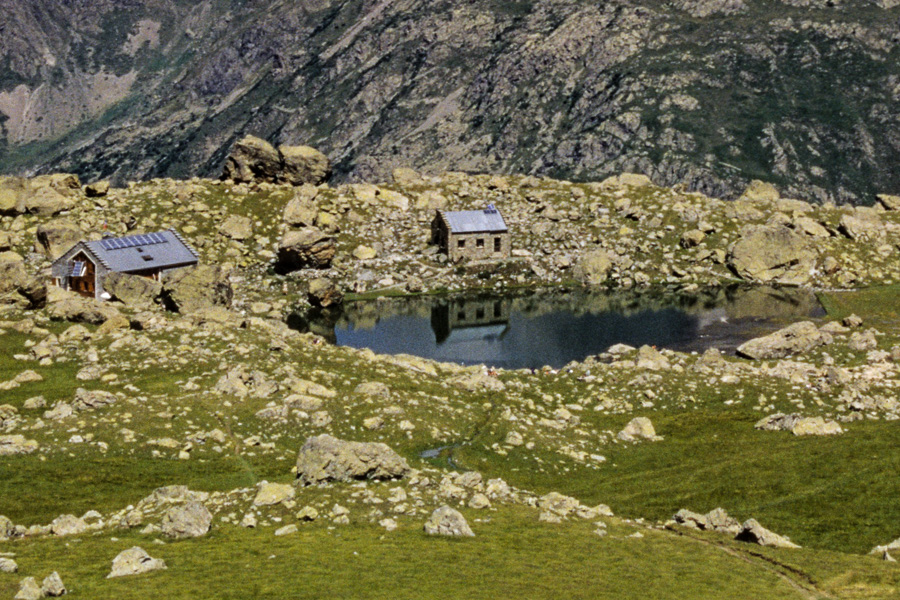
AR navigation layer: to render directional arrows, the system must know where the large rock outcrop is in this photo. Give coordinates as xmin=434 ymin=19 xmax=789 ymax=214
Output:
xmin=0 ymin=258 xmax=46 ymax=309
xmin=222 ymin=136 xmax=283 ymax=184
xmin=276 ymin=227 xmax=335 ymax=272
xmin=296 ymin=434 xmax=411 ymax=485
xmin=35 ymin=219 xmax=83 ymax=259
xmin=279 ymin=145 xmax=332 ymax=186
xmin=736 ymin=321 xmax=832 ymax=360
xmin=0 ymin=174 xmax=83 ymax=217
xmin=104 ymin=272 xmax=162 ymax=308
xmin=161 ymin=265 xmax=232 ymax=314
xmin=727 ymin=226 xmax=816 ymax=284
xmin=222 ymin=136 xmax=331 ymax=186
xmin=48 ymin=295 xmax=121 ymax=324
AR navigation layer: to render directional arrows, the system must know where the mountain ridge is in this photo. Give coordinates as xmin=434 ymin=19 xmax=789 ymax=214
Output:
xmin=1 ymin=0 xmax=898 ymax=203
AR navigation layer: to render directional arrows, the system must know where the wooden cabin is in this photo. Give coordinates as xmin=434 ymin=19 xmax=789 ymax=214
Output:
xmin=50 ymin=230 xmax=199 ymax=300
xmin=432 ymin=205 xmax=511 ymax=262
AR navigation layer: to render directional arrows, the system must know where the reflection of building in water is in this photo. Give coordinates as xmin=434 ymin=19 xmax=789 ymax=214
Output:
xmin=431 ymin=298 xmax=510 ymax=345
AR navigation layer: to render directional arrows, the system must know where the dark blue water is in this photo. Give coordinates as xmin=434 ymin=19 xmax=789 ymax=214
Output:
xmin=292 ymin=287 xmax=824 ymax=369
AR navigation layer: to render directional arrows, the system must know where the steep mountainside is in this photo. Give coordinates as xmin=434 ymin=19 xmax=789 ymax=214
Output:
xmin=1 ymin=0 xmax=899 ymax=202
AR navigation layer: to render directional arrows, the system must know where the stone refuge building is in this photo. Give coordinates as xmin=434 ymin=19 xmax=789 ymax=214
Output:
xmin=50 ymin=230 xmax=199 ymax=300
xmin=432 ymin=205 xmax=511 ymax=262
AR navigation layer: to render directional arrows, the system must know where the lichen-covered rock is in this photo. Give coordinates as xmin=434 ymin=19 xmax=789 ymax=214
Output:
xmin=104 ymin=272 xmax=162 ymax=308
xmin=161 ymin=265 xmax=232 ymax=313
xmin=739 ymin=179 xmax=780 ymax=202
xmin=877 ymin=194 xmax=900 ymax=211
xmin=0 ymin=176 xmax=27 ymax=215
xmin=757 ymin=414 xmax=843 ymax=436
xmin=736 ymin=321 xmax=832 ymax=360
xmin=308 ymin=278 xmax=343 ymax=308
xmin=616 ymin=417 xmax=662 ymax=442
xmin=790 ymin=417 xmax=843 ymax=437
xmin=218 ymin=215 xmax=253 ymax=240
xmin=277 ymin=227 xmax=335 ymax=272
xmin=73 ymin=388 xmax=117 ymax=411
xmin=35 ymin=219 xmax=83 ymax=259
xmin=673 ymin=508 xmax=741 ymax=535
xmin=253 ymin=481 xmax=296 ymax=506
xmin=41 ymin=571 xmax=66 ymax=597
xmin=636 ymin=345 xmax=670 ymax=370
xmin=279 ymin=145 xmax=331 ymax=186
xmin=222 ymin=135 xmax=282 ymax=183
xmin=538 ymin=492 xmax=581 ymax=517
xmin=727 ymin=225 xmax=815 ymax=284
xmin=572 ymin=249 xmax=611 ymax=285
xmin=735 ymin=518 xmax=800 ymax=548
xmin=50 ymin=513 xmax=88 ymax=536
xmin=424 ymin=505 xmax=474 ymax=537
xmin=161 ymin=501 xmax=212 ymax=539
xmin=0 ymin=515 xmax=15 ymax=540
xmin=296 ymin=434 xmax=411 ymax=485
xmin=48 ymin=295 xmax=122 ymax=324
xmin=85 ymin=180 xmax=110 ymax=197
xmin=14 ymin=577 xmax=41 ymax=600
xmin=0 ymin=435 xmax=39 ymax=456
xmin=24 ymin=174 xmax=81 ymax=215
xmin=0 ymin=557 xmax=17 ymax=573
xmin=283 ymin=188 xmax=319 ymax=226
xmin=839 ymin=211 xmax=884 ymax=242
xmin=0 ymin=259 xmax=31 ymax=297
xmin=107 ymin=547 xmax=167 ymax=578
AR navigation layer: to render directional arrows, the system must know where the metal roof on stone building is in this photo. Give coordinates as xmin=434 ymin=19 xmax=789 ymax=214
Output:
xmin=53 ymin=230 xmax=199 ymax=275
xmin=441 ymin=206 xmax=508 ymax=234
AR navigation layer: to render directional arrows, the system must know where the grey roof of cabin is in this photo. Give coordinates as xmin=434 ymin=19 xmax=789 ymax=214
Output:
xmin=441 ymin=208 xmax=508 ymax=234
xmin=54 ymin=230 xmax=199 ymax=274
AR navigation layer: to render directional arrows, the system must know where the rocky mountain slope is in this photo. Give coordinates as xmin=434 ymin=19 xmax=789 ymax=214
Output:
xmin=1 ymin=0 xmax=899 ymax=204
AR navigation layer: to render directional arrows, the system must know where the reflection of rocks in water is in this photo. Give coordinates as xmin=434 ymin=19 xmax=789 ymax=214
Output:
xmin=722 ymin=286 xmax=824 ymax=321
xmin=431 ymin=298 xmax=510 ymax=345
xmin=285 ymin=308 xmax=339 ymax=344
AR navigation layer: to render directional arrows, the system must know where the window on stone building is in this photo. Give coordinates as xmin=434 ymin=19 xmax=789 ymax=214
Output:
xmin=476 ymin=238 xmax=484 ymax=248
xmin=458 ymin=239 xmax=465 ymax=249
xmin=494 ymin=237 xmax=502 ymax=252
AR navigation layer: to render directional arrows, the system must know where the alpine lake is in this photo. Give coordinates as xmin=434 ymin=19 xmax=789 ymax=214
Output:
xmin=289 ymin=285 xmax=825 ymax=370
